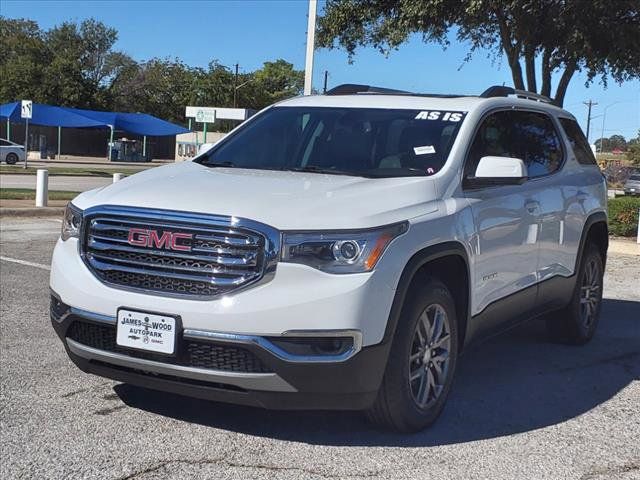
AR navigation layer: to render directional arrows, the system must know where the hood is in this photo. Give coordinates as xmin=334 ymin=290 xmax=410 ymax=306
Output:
xmin=73 ymin=161 xmax=439 ymax=230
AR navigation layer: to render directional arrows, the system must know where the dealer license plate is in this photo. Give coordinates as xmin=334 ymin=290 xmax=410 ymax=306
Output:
xmin=116 ymin=309 xmax=177 ymax=355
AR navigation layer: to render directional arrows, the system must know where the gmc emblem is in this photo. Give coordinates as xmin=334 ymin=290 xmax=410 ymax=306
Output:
xmin=127 ymin=228 xmax=193 ymax=252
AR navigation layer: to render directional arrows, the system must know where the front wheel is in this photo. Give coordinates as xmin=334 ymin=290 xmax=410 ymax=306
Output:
xmin=546 ymin=244 xmax=604 ymax=344
xmin=366 ymin=278 xmax=458 ymax=432
xmin=5 ymin=153 xmax=18 ymax=165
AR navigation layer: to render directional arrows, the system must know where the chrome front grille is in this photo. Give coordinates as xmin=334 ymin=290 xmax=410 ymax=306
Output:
xmin=80 ymin=206 xmax=279 ymax=299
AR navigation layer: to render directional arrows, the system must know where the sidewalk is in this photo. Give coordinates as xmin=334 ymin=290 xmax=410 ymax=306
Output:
xmin=609 ymin=237 xmax=640 ymax=255
xmin=0 ymin=199 xmax=67 ymax=217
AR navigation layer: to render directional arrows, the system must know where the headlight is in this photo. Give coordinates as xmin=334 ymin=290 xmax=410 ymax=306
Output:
xmin=281 ymin=222 xmax=408 ymax=273
xmin=61 ymin=203 xmax=83 ymax=241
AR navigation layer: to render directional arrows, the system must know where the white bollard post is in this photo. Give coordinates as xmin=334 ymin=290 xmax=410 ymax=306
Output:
xmin=637 ymin=208 xmax=640 ymax=244
xmin=35 ymin=169 xmax=48 ymax=207
xmin=113 ymin=173 xmax=123 ymax=183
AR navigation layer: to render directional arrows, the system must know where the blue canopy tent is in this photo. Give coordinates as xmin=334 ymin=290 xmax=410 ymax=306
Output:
xmin=1 ymin=102 xmax=189 ymax=160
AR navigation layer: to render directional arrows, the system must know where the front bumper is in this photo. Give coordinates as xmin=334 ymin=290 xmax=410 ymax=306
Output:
xmin=50 ymin=237 xmax=397 ymax=347
xmin=51 ymin=297 xmax=390 ymax=410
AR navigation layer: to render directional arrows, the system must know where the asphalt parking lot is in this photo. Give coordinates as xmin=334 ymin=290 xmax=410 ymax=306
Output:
xmin=1 ymin=217 xmax=639 ymax=480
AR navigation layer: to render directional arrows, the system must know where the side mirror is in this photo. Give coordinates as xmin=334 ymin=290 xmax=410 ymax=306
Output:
xmin=466 ymin=156 xmax=528 ymax=188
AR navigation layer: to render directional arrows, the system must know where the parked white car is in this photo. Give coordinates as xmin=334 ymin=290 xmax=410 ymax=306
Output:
xmin=0 ymin=138 xmax=25 ymax=164
xmin=50 ymin=84 xmax=608 ymax=432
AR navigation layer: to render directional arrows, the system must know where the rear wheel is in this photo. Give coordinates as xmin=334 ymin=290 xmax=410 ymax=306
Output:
xmin=5 ymin=153 xmax=18 ymax=165
xmin=546 ymin=244 xmax=604 ymax=344
xmin=366 ymin=278 xmax=458 ymax=432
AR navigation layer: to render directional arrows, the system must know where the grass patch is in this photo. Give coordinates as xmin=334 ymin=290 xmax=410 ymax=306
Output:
xmin=0 ymin=188 xmax=78 ymax=200
xmin=0 ymin=165 xmax=148 ymax=176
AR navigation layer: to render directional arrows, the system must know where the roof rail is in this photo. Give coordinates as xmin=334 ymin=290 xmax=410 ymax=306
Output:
xmin=325 ymin=83 xmax=411 ymax=95
xmin=480 ymin=85 xmax=553 ymax=104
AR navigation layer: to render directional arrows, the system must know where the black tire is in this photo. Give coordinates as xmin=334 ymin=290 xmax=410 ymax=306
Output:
xmin=546 ymin=244 xmax=604 ymax=345
xmin=366 ymin=278 xmax=459 ymax=432
xmin=5 ymin=153 xmax=18 ymax=165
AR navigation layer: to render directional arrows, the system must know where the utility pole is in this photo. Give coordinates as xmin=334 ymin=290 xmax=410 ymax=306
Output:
xmin=233 ymin=63 xmax=239 ymax=108
xmin=583 ymin=100 xmax=598 ymax=142
xmin=304 ymin=0 xmax=318 ymax=95
xmin=323 ymin=70 xmax=328 ymax=94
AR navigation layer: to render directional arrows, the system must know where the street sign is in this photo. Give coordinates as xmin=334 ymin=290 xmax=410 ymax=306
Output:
xmin=21 ymin=100 xmax=32 ymax=168
xmin=21 ymin=100 xmax=32 ymax=119
xmin=195 ymin=109 xmax=216 ymax=123
xmin=186 ymin=106 xmax=253 ymax=121
xmin=186 ymin=106 xmax=216 ymax=123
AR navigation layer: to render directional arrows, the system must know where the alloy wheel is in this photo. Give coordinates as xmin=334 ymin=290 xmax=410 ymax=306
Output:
xmin=409 ymin=303 xmax=451 ymax=409
xmin=580 ymin=257 xmax=601 ymax=329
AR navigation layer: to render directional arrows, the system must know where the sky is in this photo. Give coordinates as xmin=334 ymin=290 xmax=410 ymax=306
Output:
xmin=2 ymin=0 xmax=639 ymax=141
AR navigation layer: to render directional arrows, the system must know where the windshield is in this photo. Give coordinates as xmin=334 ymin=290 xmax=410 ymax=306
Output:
xmin=629 ymin=175 xmax=640 ymax=181
xmin=197 ymin=106 xmax=466 ymax=177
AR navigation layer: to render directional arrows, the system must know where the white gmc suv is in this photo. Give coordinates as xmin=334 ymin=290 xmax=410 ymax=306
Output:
xmin=50 ymin=84 xmax=608 ymax=432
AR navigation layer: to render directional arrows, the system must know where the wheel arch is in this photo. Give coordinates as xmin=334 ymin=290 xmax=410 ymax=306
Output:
xmin=383 ymin=242 xmax=471 ymax=352
xmin=577 ymin=211 xmax=608 ymax=271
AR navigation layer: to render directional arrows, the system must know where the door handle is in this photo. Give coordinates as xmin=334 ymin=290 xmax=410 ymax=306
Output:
xmin=525 ymin=200 xmax=540 ymax=214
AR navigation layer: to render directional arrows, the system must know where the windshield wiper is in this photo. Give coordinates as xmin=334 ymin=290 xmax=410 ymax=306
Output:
xmin=203 ymin=160 xmax=235 ymax=168
xmin=286 ymin=165 xmax=360 ymax=176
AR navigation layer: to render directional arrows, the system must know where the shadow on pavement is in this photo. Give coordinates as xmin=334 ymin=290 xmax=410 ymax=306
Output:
xmin=115 ymin=298 xmax=640 ymax=447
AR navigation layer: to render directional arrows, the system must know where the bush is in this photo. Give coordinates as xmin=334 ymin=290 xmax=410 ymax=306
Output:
xmin=627 ymin=143 xmax=640 ymax=166
xmin=608 ymin=197 xmax=640 ymax=237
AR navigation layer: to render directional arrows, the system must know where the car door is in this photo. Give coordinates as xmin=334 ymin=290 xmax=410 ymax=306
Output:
xmin=509 ymin=112 xmax=569 ymax=291
xmin=463 ymin=110 xmax=539 ymax=326
xmin=0 ymin=139 xmax=9 ymax=161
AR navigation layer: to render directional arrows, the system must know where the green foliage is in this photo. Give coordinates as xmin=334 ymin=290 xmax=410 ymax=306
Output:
xmin=318 ymin=0 xmax=640 ymax=106
xmin=627 ymin=144 xmax=640 ymax=166
xmin=626 ymin=130 xmax=640 ymax=166
xmin=0 ymin=17 xmax=304 ymax=124
xmin=595 ymin=134 xmax=628 ymax=153
xmin=608 ymin=197 xmax=640 ymax=237
xmin=0 ymin=18 xmax=48 ymax=103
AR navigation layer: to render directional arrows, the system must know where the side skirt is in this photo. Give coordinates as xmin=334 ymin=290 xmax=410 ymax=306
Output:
xmin=465 ymin=273 xmax=577 ymax=348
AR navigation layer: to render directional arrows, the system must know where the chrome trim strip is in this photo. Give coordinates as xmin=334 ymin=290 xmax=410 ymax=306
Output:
xmin=87 ymin=251 xmax=256 ymax=273
xmin=66 ymin=307 xmax=362 ymax=363
xmin=86 ymin=256 xmax=249 ymax=286
xmin=183 ymin=328 xmax=363 ymax=363
xmin=92 ymin=218 xmax=262 ymax=246
xmin=88 ymin=239 xmax=255 ymax=264
xmin=68 ymin=307 xmax=117 ymax=325
xmin=66 ymin=338 xmax=297 ymax=392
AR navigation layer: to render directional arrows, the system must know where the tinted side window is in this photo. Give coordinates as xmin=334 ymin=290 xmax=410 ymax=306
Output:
xmin=465 ymin=110 xmax=513 ymax=178
xmin=0 ymin=140 xmax=10 ymax=146
xmin=510 ymin=111 xmax=563 ymax=178
xmin=559 ymin=118 xmax=597 ymax=165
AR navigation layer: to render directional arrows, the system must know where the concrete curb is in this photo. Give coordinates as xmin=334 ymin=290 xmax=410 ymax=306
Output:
xmin=609 ymin=238 xmax=640 ymax=255
xmin=0 ymin=207 xmax=66 ymax=217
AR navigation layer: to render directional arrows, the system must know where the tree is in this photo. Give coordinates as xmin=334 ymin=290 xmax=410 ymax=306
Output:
xmin=0 ymin=17 xmax=133 ymax=109
xmin=595 ymin=134 xmax=628 ymax=153
xmin=249 ymin=60 xmax=304 ymax=108
xmin=110 ymin=58 xmax=198 ymax=123
xmin=0 ymin=17 xmax=48 ymax=102
xmin=627 ymin=130 xmax=640 ymax=166
xmin=317 ymin=0 xmax=640 ymax=106
xmin=43 ymin=19 xmax=133 ymax=109
xmin=0 ymin=17 xmax=303 ymax=123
